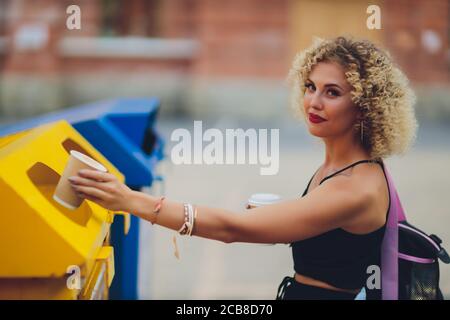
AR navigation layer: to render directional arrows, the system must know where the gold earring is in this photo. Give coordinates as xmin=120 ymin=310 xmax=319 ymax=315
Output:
xmin=360 ymin=120 xmax=364 ymax=142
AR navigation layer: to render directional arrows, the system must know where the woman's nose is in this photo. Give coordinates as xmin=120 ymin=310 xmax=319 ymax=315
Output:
xmin=309 ymin=91 xmax=324 ymax=110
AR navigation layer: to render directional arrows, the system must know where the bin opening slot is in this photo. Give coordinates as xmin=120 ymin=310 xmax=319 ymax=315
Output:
xmin=27 ymin=162 xmax=93 ymax=226
xmin=62 ymin=139 xmax=97 ymax=163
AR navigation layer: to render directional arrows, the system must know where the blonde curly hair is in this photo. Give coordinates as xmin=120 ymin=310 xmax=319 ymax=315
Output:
xmin=288 ymin=36 xmax=418 ymax=159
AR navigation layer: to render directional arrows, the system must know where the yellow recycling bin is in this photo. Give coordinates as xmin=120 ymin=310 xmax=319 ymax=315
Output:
xmin=0 ymin=120 xmax=129 ymax=299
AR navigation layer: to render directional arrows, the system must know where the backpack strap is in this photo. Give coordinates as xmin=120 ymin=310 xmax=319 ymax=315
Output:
xmin=381 ymin=164 xmax=406 ymax=300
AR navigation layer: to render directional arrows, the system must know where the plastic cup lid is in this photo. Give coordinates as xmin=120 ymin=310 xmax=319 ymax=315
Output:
xmin=247 ymin=193 xmax=281 ymax=207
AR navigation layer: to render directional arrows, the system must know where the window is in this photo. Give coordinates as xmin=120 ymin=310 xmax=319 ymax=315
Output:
xmin=101 ymin=0 xmax=162 ymax=37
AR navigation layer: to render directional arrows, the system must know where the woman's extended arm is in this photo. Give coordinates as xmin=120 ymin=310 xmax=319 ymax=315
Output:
xmin=69 ymin=169 xmax=374 ymax=244
xmin=126 ymin=191 xmax=238 ymax=243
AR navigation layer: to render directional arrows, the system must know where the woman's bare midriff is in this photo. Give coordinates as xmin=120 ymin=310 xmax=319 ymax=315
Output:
xmin=294 ymin=273 xmax=360 ymax=294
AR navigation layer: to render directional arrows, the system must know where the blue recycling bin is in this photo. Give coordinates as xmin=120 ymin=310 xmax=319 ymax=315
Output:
xmin=0 ymin=98 xmax=165 ymax=299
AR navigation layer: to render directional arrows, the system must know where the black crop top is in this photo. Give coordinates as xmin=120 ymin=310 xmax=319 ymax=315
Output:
xmin=291 ymin=159 xmax=390 ymax=290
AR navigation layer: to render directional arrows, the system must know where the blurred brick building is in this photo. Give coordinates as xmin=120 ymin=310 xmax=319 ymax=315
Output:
xmin=0 ymin=0 xmax=449 ymax=119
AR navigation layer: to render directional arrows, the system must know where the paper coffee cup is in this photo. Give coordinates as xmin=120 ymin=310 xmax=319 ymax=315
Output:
xmin=53 ymin=150 xmax=107 ymax=210
xmin=246 ymin=193 xmax=281 ymax=245
xmin=246 ymin=193 xmax=281 ymax=209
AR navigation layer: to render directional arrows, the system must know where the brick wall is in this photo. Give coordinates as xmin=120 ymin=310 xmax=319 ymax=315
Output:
xmin=2 ymin=0 xmax=64 ymax=75
xmin=1 ymin=0 xmax=449 ymax=82
xmin=152 ymin=0 xmax=291 ymax=79
xmin=1 ymin=0 xmax=450 ymax=118
xmin=382 ymin=0 xmax=449 ymax=83
xmin=192 ymin=0 xmax=290 ymax=78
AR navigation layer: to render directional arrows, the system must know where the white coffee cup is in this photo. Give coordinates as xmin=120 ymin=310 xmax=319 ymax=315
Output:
xmin=246 ymin=193 xmax=281 ymax=245
xmin=246 ymin=193 xmax=281 ymax=209
xmin=53 ymin=150 xmax=107 ymax=210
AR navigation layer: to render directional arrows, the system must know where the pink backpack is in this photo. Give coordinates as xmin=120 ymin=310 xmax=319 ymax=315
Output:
xmin=381 ymin=165 xmax=449 ymax=300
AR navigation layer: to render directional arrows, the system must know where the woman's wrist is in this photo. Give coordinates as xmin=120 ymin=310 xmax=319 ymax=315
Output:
xmin=126 ymin=190 xmax=156 ymax=221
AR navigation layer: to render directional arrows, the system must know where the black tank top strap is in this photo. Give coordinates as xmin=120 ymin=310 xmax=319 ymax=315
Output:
xmin=301 ymin=167 xmax=320 ymax=196
xmin=319 ymin=159 xmax=381 ymax=186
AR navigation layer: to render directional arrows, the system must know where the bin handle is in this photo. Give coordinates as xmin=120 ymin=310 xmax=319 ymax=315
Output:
xmin=107 ymin=210 xmax=131 ymax=235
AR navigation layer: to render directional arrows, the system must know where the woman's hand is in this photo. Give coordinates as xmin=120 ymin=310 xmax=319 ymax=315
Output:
xmin=68 ymin=169 xmax=134 ymax=212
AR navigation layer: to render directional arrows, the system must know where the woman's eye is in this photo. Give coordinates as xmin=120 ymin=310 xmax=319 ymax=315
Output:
xmin=305 ymin=83 xmax=314 ymax=91
xmin=328 ymin=89 xmax=340 ymax=97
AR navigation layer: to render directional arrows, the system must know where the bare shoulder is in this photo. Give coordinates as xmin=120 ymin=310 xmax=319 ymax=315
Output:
xmin=323 ymin=162 xmax=385 ymax=193
xmin=325 ymin=162 xmax=389 ymax=234
xmin=318 ymin=166 xmax=377 ymax=208
xmin=351 ymin=162 xmax=387 ymax=199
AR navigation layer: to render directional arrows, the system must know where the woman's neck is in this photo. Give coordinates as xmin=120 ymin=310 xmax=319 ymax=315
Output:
xmin=322 ymin=131 xmax=370 ymax=171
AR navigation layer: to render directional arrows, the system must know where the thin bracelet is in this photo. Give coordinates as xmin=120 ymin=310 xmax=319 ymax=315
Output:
xmin=182 ymin=204 xmax=191 ymax=235
xmin=178 ymin=203 xmax=195 ymax=236
xmin=190 ymin=205 xmax=198 ymax=236
xmin=185 ymin=203 xmax=194 ymax=236
xmin=150 ymin=196 xmax=165 ymax=225
xmin=188 ymin=204 xmax=194 ymax=236
xmin=153 ymin=196 xmax=165 ymax=214
xmin=178 ymin=204 xmax=189 ymax=235
xmin=173 ymin=203 xmax=195 ymax=260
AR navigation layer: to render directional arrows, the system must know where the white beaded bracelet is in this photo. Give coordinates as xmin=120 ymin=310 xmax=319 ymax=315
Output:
xmin=177 ymin=203 xmax=196 ymax=236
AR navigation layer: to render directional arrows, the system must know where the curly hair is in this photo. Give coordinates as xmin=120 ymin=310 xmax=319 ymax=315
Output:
xmin=288 ymin=36 xmax=418 ymax=159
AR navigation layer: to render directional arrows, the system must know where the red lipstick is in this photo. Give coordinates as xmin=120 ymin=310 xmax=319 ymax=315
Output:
xmin=308 ymin=113 xmax=327 ymax=123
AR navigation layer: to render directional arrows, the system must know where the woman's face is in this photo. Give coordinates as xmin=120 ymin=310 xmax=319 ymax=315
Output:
xmin=303 ymin=61 xmax=359 ymax=139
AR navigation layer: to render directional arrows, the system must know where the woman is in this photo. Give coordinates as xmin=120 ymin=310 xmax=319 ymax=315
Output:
xmin=68 ymin=36 xmax=418 ymax=300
